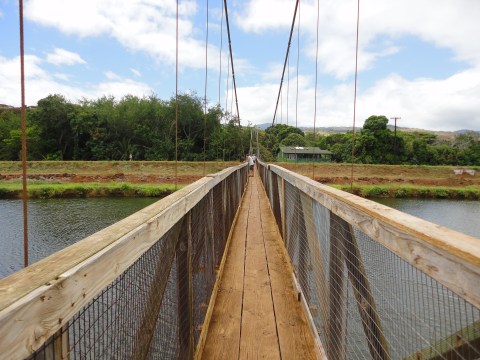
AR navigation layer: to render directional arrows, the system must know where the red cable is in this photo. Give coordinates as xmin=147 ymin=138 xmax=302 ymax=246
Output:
xmin=350 ymin=0 xmax=360 ymax=189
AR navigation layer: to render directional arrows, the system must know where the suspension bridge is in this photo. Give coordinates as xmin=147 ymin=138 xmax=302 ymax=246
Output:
xmin=1 ymin=0 xmax=480 ymax=359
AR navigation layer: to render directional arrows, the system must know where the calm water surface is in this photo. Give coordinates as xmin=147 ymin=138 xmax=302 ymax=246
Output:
xmin=374 ymin=198 xmax=480 ymax=239
xmin=0 ymin=197 xmax=158 ymax=279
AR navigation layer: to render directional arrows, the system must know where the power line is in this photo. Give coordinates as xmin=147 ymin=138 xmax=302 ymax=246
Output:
xmin=390 ymin=116 xmax=401 ymax=164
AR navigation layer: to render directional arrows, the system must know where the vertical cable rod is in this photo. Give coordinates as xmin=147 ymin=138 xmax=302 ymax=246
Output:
xmin=175 ymin=0 xmax=179 ymax=189
xmin=203 ymin=0 xmax=209 ymax=176
xmin=19 ymin=0 xmax=29 ymax=267
xmin=295 ymin=0 xmax=300 ymax=129
xmin=350 ymin=0 xmax=360 ymax=189
xmin=218 ymin=0 xmax=224 ymax=161
xmin=313 ymin=0 xmax=320 ymax=180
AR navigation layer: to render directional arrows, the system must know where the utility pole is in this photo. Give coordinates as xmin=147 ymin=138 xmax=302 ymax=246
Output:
xmin=390 ymin=117 xmax=401 ymax=164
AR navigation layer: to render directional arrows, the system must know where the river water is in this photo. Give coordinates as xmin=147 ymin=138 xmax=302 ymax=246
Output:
xmin=0 ymin=197 xmax=158 ymax=279
xmin=374 ymin=198 xmax=480 ymax=239
xmin=1 ymin=197 xmax=478 ymax=279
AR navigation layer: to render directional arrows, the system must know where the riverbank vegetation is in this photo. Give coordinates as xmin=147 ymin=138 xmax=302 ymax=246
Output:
xmin=1 ymin=95 xmax=479 ymax=166
xmin=0 ymin=161 xmax=478 ymax=199
xmin=0 ymin=181 xmax=177 ymax=199
xmin=335 ymin=184 xmax=480 ymax=200
xmin=1 ymin=93 xmax=478 ymax=199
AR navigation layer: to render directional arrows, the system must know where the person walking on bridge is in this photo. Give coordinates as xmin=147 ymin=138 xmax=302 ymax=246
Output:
xmin=247 ymin=154 xmax=254 ymax=177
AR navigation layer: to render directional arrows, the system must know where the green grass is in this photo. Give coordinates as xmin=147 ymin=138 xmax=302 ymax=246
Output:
xmin=333 ymin=184 xmax=480 ymax=200
xmin=0 ymin=181 xmax=179 ymax=199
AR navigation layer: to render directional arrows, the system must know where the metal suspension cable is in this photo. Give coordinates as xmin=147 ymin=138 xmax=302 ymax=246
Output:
xmin=280 ymin=86 xmax=283 ymax=124
xmin=287 ymin=55 xmax=290 ymax=125
xmin=350 ymin=0 xmax=360 ymax=189
xmin=272 ymin=0 xmax=300 ymax=126
xmin=223 ymin=0 xmax=240 ymax=125
xmin=19 ymin=0 xmax=29 ymax=267
xmin=313 ymin=0 xmax=320 ymax=180
xmin=218 ymin=0 xmax=225 ymax=161
xmin=295 ymin=0 xmax=301 ymax=129
xmin=294 ymin=1 xmax=301 ymax=168
xmin=175 ymin=0 xmax=179 ymax=189
xmin=224 ymin=53 xmax=230 ymax=160
xmin=218 ymin=0 xmax=224 ymax=106
xmin=203 ymin=0 xmax=209 ymax=176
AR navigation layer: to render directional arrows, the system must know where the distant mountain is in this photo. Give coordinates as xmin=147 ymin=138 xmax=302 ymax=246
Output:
xmin=254 ymin=123 xmax=272 ymax=130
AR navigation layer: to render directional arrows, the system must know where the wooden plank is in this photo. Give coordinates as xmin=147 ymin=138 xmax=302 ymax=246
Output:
xmin=404 ymin=320 xmax=480 ymax=360
xmin=200 ymin=184 xmax=250 ymax=359
xmin=259 ymin=174 xmax=324 ymax=359
xmin=263 ymin=228 xmax=318 ymax=360
xmin=0 ymin=165 xmax=249 ymax=359
xmin=329 ymin=212 xmax=347 ymax=360
xmin=194 ymin=175 xmax=249 ymax=359
xmin=239 ymin=177 xmax=280 ymax=359
xmin=45 ymin=325 xmax=69 ymax=360
xmin=268 ymin=164 xmax=480 ymax=309
xmin=342 ymin=221 xmax=390 ymax=360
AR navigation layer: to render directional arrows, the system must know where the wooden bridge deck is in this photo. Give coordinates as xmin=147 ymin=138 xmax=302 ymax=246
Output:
xmin=201 ymin=172 xmax=318 ymax=359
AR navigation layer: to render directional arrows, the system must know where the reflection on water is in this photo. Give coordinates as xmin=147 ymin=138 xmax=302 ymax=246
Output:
xmin=374 ymin=198 xmax=480 ymax=239
xmin=0 ymin=197 xmax=158 ymax=279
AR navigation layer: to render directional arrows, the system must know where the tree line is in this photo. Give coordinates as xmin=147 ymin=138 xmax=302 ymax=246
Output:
xmin=260 ymin=116 xmax=480 ymax=166
xmin=0 ymin=94 xmax=248 ymax=161
xmin=1 ymin=95 xmax=478 ymax=166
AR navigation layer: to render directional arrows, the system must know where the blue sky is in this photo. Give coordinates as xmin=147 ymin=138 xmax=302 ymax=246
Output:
xmin=1 ymin=0 xmax=479 ymax=131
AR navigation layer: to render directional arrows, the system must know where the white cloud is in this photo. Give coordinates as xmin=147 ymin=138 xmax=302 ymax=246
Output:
xmin=237 ymin=68 xmax=480 ymax=131
xmin=131 ymin=68 xmax=141 ymax=77
xmin=237 ymin=0 xmax=480 ymax=78
xmin=104 ymin=71 xmax=121 ymax=80
xmin=0 ymin=55 xmax=152 ymax=106
xmin=53 ymin=73 xmax=70 ymax=81
xmin=46 ymin=48 xmax=86 ymax=66
xmin=24 ymin=0 xmax=216 ymax=70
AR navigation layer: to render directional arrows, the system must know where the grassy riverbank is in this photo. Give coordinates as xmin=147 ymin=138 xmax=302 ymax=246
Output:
xmin=0 ymin=181 xmax=177 ymax=199
xmin=334 ymin=184 xmax=480 ymax=200
xmin=1 ymin=161 xmax=478 ymax=199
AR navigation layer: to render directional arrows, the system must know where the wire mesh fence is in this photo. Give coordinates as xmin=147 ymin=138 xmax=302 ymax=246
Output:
xmin=257 ymin=161 xmax=480 ymax=360
xmin=5 ymin=164 xmax=248 ymax=360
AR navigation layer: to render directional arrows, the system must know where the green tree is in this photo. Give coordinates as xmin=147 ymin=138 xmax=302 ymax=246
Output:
xmin=280 ymin=133 xmax=307 ymax=147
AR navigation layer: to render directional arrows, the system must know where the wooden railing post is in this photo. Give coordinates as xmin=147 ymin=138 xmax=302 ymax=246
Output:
xmin=280 ymin=178 xmax=286 ymax=240
xmin=45 ymin=325 xmax=69 ymax=360
xmin=300 ymin=193 xmax=329 ymax=336
xmin=343 ymin=223 xmax=390 ymax=360
xmin=329 ymin=212 xmax=347 ymax=360
xmin=177 ymin=212 xmax=194 ymax=360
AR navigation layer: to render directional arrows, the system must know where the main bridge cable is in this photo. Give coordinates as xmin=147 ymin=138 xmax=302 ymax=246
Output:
xmin=350 ymin=0 xmax=360 ymax=190
xmin=19 ymin=0 xmax=29 ymax=267
xmin=223 ymin=0 xmax=240 ymax=126
xmin=272 ymin=0 xmax=300 ymax=127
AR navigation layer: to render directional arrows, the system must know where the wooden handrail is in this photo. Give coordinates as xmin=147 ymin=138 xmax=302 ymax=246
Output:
xmin=0 ymin=163 xmax=247 ymax=359
xmin=268 ymin=163 xmax=480 ymax=309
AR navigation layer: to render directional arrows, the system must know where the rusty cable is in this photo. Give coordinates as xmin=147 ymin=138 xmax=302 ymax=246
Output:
xmin=350 ymin=0 xmax=360 ymax=190
xmin=19 ymin=0 xmax=29 ymax=267
xmin=272 ymin=0 xmax=300 ymax=126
